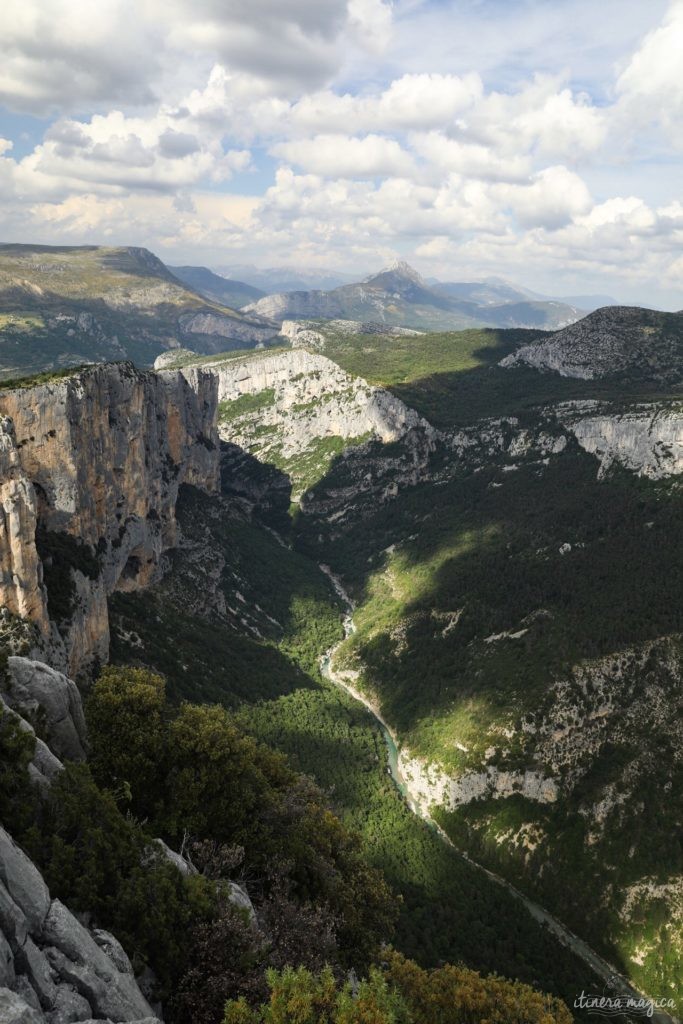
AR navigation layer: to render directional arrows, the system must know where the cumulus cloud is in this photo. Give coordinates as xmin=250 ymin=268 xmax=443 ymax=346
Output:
xmin=347 ymin=0 xmax=394 ymax=53
xmin=0 ymin=1 xmax=681 ymax=305
xmin=272 ymin=133 xmax=415 ymax=178
xmin=615 ymin=0 xmax=683 ymax=142
xmin=466 ymin=75 xmax=607 ymax=162
xmin=495 ymin=166 xmax=593 ymax=230
xmin=410 ymin=131 xmax=531 ymax=183
xmin=285 ymin=73 xmax=482 ymax=136
xmin=8 ymin=104 xmax=251 ymax=197
xmin=0 ymin=0 xmax=159 ymax=115
xmin=0 ymin=0 xmax=396 ymax=115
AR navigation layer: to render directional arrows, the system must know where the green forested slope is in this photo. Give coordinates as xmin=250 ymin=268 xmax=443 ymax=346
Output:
xmin=105 ymin=466 xmax=600 ymax=1013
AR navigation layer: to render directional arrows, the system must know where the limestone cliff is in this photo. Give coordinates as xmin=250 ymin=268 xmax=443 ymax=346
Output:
xmin=559 ymin=402 xmax=683 ymax=479
xmin=0 ymin=363 xmax=219 ymax=675
xmin=166 ymin=348 xmax=434 ymax=499
xmin=0 ymin=420 xmax=49 ymax=633
xmin=178 ymin=310 xmax=278 ymax=349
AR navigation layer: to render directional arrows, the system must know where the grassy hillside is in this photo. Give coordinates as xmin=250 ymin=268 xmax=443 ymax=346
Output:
xmin=290 ymin=321 xmax=683 ymax=428
xmin=0 ymin=243 xmax=276 ymax=379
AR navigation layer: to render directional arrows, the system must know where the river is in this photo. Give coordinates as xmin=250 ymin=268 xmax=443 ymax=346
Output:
xmin=318 ymin=564 xmax=678 ymax=1024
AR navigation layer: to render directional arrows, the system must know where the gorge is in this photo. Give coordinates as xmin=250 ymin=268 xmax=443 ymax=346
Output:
xmin=1 ymin=301 xmax=682 ymax=1024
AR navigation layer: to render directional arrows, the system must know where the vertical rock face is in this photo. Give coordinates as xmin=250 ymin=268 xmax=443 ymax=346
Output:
xmin=559 ymin=403 xmax=683 ymax=479
xmin=0 ymin=419 xmax=49 ymax=634
xmin=0 ymin=363 xmax=219 ymax=675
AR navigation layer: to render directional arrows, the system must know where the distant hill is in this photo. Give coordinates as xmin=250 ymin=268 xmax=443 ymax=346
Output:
xmin=432 ymin=277 xmax=540 ymax=306
xmin=217 ymin=263 xmax=354 ymax=294
xmin=0 ymin=244 xmax=279 ymax=380
xmin=501 ymin=305 xmax=683 ymax=382
xmin=555 ymin=293 xmax=617 ymax=312
xmin=168 ymin=265 xmax=265 ymax=309
xmin=244 ymin=261 xmax=585 ymax=332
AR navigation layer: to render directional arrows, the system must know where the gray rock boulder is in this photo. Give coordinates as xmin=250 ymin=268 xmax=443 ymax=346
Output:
xmin=151 ymin=841 xmax=195 ymax=878
xmin=90 ymin=931 xmax=132 ymax=976
xmin=0 ymin=830 xmax=50 ymax=934
xmin=226 ymin=882 xmax=256 ymax=924
xmin=0 ymin=882 xmax=29 ymax=952
xmin=45 ymin=985 xmax=92 ymax=1024
xmin=0 ymin=827 xmax=158 ymax=1023
xmin=14 ymin=975 xmax=42 ymax=1013
xmin=18 ymin=937 xmax=57 ymax=1009
xmin=4 ymin=660 xmax=87 ymax=762
xmin=42 ymin=901 xmax=154 ymax=1021
xmin=0 ymin=931 xmax=14 ymax=988
xmin=0 ymin=986 xmax=44 ymax=1023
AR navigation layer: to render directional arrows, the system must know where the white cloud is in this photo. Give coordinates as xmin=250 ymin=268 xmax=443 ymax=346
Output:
xmin=0 ymin=0 xmax=159 ymax=115
xmin=0 ymin=0 xmax=396 ymax=116
xmin=347 ymin=0 xmax=393 ymax=53
xmin=411 ymin=131 xmax=530 ymax=183
xmin=272 ymin=133 xmax=415 ymax=177
xmin=286 ymin=73 xmax=482 ymax=136
xmin=616 ymin=0 xmax=683 ymax=142
xmin=0 ymin=1 xmax=681 ymax=306
xmin=466 ymin=75 xmax=606 ymax=162
xmin=495 ymin=166 xmax=592 ymax=230
xmin=10 ymin=103 xmax=251 ymax=197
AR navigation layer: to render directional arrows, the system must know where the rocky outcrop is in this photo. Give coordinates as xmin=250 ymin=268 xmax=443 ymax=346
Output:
xmin=0 ymin=695 xmax=63 ymax=791
xmin=441 ymin=403 xmax=682 ymax=482
xmin=243 ymin=289 xmax=345 ymax=322
xmin=206 ymin=348 xmax=427 ymax=452
xmin=279 ymin=319 xmax=423 ymax=351
xmin=3 ymin=657 xmax=87 ymax=762
xmin=398 ymin=754 xmax=558 ymax=811
xmin=501 ymin=306 xmax=683 ymax=382
xmin=0 ymin=420 xmax=49 ymax=634
xmin=171 ymin=348 xmax=434 ymax=500
xmin=178 ymin=311 xmax=278 ymax=350
xmin=0 ymin=363 xmax=219 ymax=675
xmin=0 ymin=827 xmax=158 ymax=1023
xmin=559 ymin=402 xmax=683 ymax=479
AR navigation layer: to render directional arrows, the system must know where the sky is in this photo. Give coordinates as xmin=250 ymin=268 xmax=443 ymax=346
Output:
xmin=0 ymin=0 xmax=682 ymax=307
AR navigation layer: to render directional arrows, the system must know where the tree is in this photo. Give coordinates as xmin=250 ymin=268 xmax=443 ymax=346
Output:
xmin=382 ymin=950 xmax=573 ymax=1024
xmin=86 ymin=666 xmax=166 ymax=817
xmin=223 ymin=965 xmax=411 ymax=1024
xmin=0 ymin=704 xmax=37 ymax=832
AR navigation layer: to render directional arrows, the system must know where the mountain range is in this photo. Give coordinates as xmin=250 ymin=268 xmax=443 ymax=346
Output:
xmin=242 ymin=260 xmax=589 ymax=331
xmin=0 ymin=244 xmax=624 ymax=383
xmin=0 ymin=244 xmax=279 ymax=380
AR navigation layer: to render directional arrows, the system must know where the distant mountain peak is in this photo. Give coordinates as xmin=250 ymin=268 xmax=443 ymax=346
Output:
xmin=365 ymin=260 xmax=425 ymax=286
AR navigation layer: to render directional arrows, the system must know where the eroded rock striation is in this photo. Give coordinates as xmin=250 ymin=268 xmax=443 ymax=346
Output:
xmin=0 ymin=363 xmax=219 ymax=675
xmin=559 ymin=402 xmax=683 ymax=479
xmin=0 ymin=420 xmax=48 ymax=631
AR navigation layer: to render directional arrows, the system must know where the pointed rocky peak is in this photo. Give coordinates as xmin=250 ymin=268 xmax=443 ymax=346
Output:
xmin=364 ymin=260 xmax=426 ymax=288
